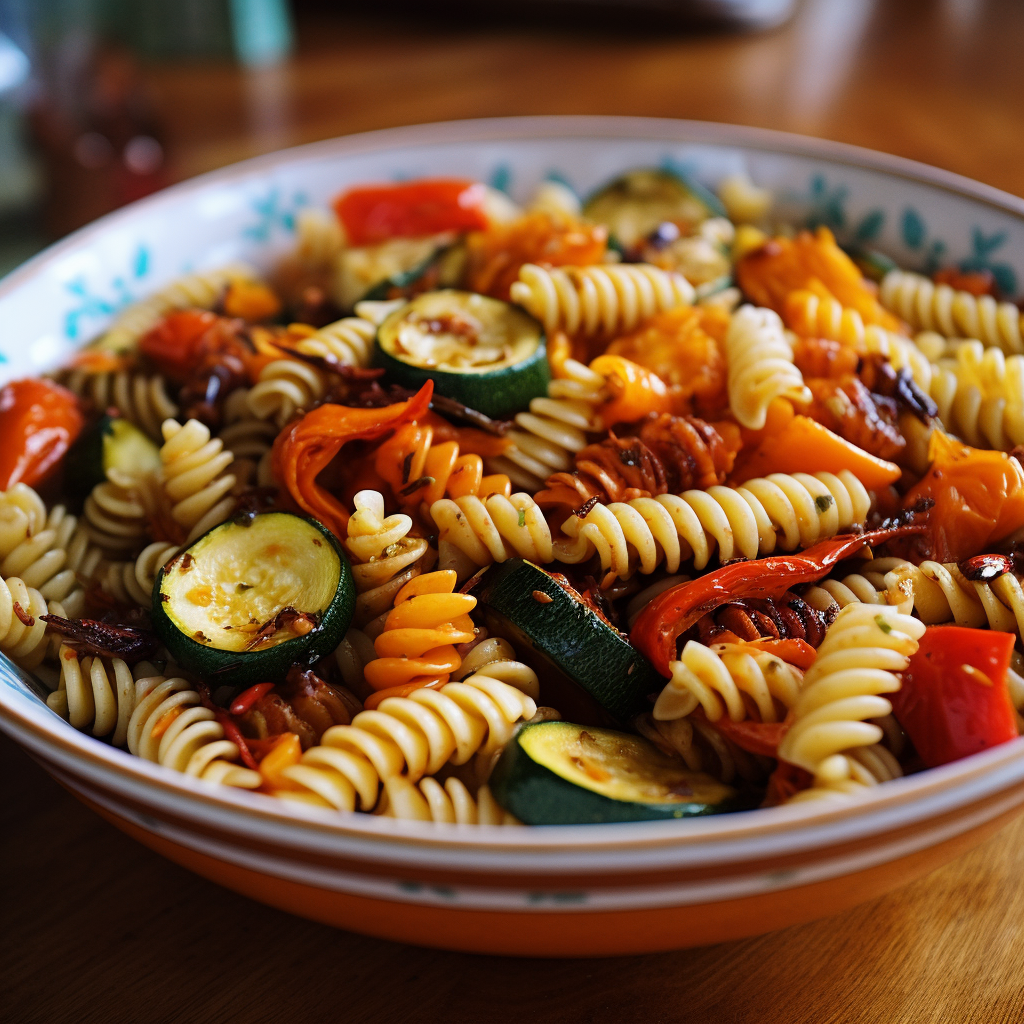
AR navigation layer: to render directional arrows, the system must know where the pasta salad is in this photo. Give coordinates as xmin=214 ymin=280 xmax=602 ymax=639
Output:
xmin=2 ymin=166 xmax=1022 ymax=825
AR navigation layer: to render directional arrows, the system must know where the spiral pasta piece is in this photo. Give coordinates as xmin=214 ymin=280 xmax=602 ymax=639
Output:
xmin=883 ymin=560 xmax=1024 ymax=640
xmin=294 ymin=206 xmax=345 ymax=267
xmin=379 ymin=777 xmax=519 ymax=824
xmin=344 ymin=490 xmax=432 ymax=631
xmin=246 ymin=358 xmax=327 ymax=427
xmin=654 ymin=640 xmax=803 ymax=724
xmin=635 ymin=713 xmax=770 ymax=786
xmin=292 ymin=314 xmax=376 ymax=368
xmin=784 ymin=289 xmax=933 ymax=390
xmin=363 ymin=571 xmax=477 ymax=701
xmin=0 ymin=575 xmax=51 ymax=669
xmin=216 ymin=386 xmax=278 ymax=488
xmin=725 ymin=305 xmax=811 ymax=429
xmin=159 ymin=418 xmax=237 ymax=543
xmin=555 ymin=469 xmax=871 ymax=581
xmin=786 ymin=742 xmax=904 ymax=802
xmin=98 ymin=264 xmax=260 ymax=354
xmin=431 ymin=493 xmax=554 ymax=576
xmin=486 ymin=358 xmax=607 ymax=491
xmin=509 ymin=262 xmax=695 ymax=336
xmin=125 ymin=675 xmax=262 ymax=788
xmin=374 ymin=421 xmax=511 ymax=509
xmin=101 ymin=541 xmax=179 ymax=608
xmin=82 ymin=470 xmax=155 ymax=555
xmin=55 ymin=368 xmax=179 ymax=440
xmin=801 ymin=558 xmax=916 ymax=618
xmin=272 ymin=673 xmax=538 ymax=812
xmin=0 ymin=498 xmax=101 ymax=616
xmin=778 ymin=603 xmax=924 ymax=793
xmin=926 ymin=339 xmax=1024 ymax=450
xmin=880 ymin=269 xmax=1024 ymax=355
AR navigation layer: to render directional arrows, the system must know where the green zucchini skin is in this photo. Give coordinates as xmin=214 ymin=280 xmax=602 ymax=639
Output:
xmin=151 ymin=513 xmax=354 ymax=692
xmin=361 ymin=241 xmax=467 ymax=302
xmin=489 ymin=721 xmax=744 ymax=825
xmin=470 ymin=559 xmax=657 ymax=725
xmin=64 ymin=414 xmax=161 ymax=498
xmin=373 ymin=290 xmax=549 ymax=420
xmin=583 ymin=167 xmax=724 ymax=249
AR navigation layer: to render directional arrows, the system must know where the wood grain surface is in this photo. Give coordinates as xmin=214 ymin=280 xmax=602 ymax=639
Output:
xmin=5 ymin=1 xmax=1024 ymax=1021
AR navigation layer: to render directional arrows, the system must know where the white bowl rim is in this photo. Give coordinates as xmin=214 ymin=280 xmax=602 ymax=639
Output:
xmin=3 ymin=114 xmax=1024 ymax=862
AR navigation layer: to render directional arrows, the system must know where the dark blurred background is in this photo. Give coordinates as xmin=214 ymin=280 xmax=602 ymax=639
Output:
xmin=1 ymin=0 xmax=1022 ymax=276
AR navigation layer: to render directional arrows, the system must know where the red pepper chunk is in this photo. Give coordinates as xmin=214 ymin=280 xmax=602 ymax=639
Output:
xmin=631 ymin=525 xmax=926 ymax=677
xmin=139 ymin=309 xmax=219 ymax=383
xmin=0 ymin=379 xmax=84 ymax=490
xmin=888 ymin=626 xmax=1017 ymax=768
xmin=333 ymin=179 xmax=490 ymax=246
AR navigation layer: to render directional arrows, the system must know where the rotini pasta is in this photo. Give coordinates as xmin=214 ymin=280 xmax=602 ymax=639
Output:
xmin=654 ymin=639 xmax=803 ymax=724
xmin=374 ymin=421 xmax=511 ymax=509
xmin=101 ymin=541 xmax=179 ymax=608
xmin=554 ymin=469 xmax=871 ymax=581
xmin=883 ymin=560 xmax=1024 ymax=639
xmin=362 ymin=570 xmax=476 ymax=700
xmin=509 ymin=262 xmax=695 ymax=336
xmin=431 ymin=492 xmax=554 ymax=576
xmin=344 ymin=489 xmax=432 ymax=631
xmin=55 ymin=368 xmax=179 ymax=439
xmin=291 ymin=314 xmax=376 ymax=368
xmin=801 ymin=558 xmax=916 ymax=617
xmin=99 ymin=264 xmax=260 ymax=353
xmin=159 ymin=418 xmax=237 ymax=543
xmin=926 ymin=340 xmax=1024 ymax=450
xmin=725 ymin=305 xmax=811 ymax=429
xmin=485 ymin=358 xmax=607 ymax=491
xmin=246 ymin=358 xmax=327 ymax=427
xmin=294 ymin=206 xmax=345 ymax=267
xmin=784 ymin=288 xmax=934 ymax=391
xmin=379 ymin=777 xmax=519 ymax=824
xmin=635 ymin=713 xmax=771 ymax=786
xmin=0 ymin=575 xmax=51 ymax=669
xmin=82 ymin=470 xmax=154 ymax=555
xmin=126 ymin=674 xmax=263 ymax=788
xmin=271 ymin=672 xmax=537 ymax=812
xmin=778 ymin=603 xmax=924 ymax=795
xmin=880 ymin=269 xmax=1024 ymax=354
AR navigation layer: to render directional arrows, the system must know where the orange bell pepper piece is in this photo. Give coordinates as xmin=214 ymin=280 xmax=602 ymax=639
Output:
xmin=590 ymin=354 xmax=675 ymax=427
xmin=272 ymin=381 xmax=433 ymax=537
xmin=903 ymin=432 xmax=1024 ymax=562
xmin=731 ymin=414 xmax=901 ymax=491
xmin=0 ymin=379 xmax=84 ymax=490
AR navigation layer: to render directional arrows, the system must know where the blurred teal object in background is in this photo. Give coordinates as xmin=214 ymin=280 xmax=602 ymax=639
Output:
xmin=117 ymin=0 xmax=293 ymax=64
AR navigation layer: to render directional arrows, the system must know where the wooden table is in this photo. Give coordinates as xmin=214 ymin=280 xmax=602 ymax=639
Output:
xmin=5 ymin=1 xmax=1024 ymax=1020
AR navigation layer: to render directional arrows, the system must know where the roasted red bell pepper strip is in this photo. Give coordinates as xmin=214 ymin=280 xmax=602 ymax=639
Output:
xmin=139 ymin=309 xmax=220 ymax=383
xmin=333 ymin=179 xmax=490 ymax=246
xmin=698 ymin=711 xmax=790 ymax=759
xmin=229 ymin=682 xmax=276 ymax=717
xmin=632 ymin=525 xmax=925 ymax=677
xmin=888 ymin=626 xmax=1018 ymax=768
xmin=272 ymin=381 xmax=433 ymax=537
xmin=0 ymin=379 xmax=84 ymax=490
xmin=734 ymin=637 xmax=818 ymax=671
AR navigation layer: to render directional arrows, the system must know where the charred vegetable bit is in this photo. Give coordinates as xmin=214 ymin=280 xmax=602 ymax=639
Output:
xmin=40 ymin=615 xmax=160 ymax=664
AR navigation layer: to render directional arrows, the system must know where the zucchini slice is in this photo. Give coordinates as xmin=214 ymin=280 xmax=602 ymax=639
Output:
xmin=375 ymin=290 xmax=549 ymax=419
xmin=361 ymin=241 xmax=467 ymax=302
xmin=331 ymin=234 xmax=456 ymax=311
xmin=152 ymin=512 xmax=354 ymax=690
xmin=583 ymin=168 xmax=723 ymax=249
xmin=470 ymin=559 xmax=656 ymax=725
xmin=65 ymin=413 xmax=161 ymax=497
xmin=490 ymin=721 xmax=742 ymax=824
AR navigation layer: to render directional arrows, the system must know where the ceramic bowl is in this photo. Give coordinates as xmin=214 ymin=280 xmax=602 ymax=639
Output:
xmin=2 ymin=117 xmax=1023 ymax=957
